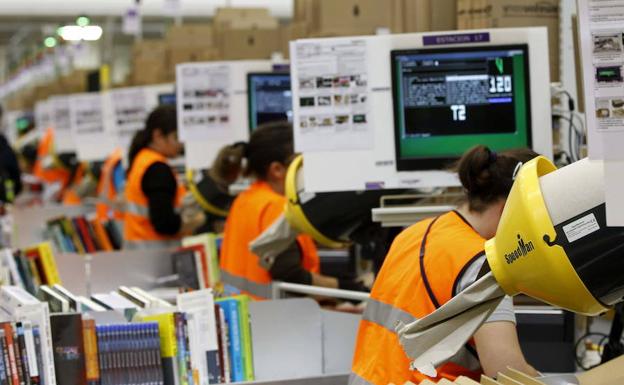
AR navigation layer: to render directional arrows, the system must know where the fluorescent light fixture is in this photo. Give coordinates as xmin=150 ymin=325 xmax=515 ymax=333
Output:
xmin=76 ymin=16 xmax=90 ymax=27
xmin=58 ymin=25 xmax=102 ymax=41
xmin=44 ymin=36 xmax=57 ymax=48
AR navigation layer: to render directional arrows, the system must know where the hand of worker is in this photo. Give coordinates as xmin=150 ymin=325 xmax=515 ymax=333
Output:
xmin=180 ymin=210 xmax=206 ymax=235
xmin=338 ymin=277 xmax=370 ymax=293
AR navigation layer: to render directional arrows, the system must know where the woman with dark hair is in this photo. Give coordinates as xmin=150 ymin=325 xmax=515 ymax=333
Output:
xmin=350 ymin=145 xmax=540 ymax=385
xmin=124 ymin=105 xmax=204 ymax=249
xmin=218 ymin=121 xmax=364 ymax=299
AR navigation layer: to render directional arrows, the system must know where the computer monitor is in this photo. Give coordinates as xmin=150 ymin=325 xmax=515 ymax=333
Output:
xmin=391 ymin=44 xmax=532 ymax=171
xmin=158 ymin=93 xmax=177 ymax=106
xmin=247 ymin=72 xmax=292 ymax=132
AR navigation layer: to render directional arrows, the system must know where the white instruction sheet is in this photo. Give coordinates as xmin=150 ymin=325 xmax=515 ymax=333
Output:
xmin=177 ymin=64 xmax=231 ymax=142
xmin=70 ymin=92 xmax=115 ymax=161
xmin=292 ymin=39 xmax=373 ymax=152
xmin=578 ymin=0 xmax=624 ymax=158
xmin=49 ymin=96 xmax=75 ymax=152
xmin=109 ymin=87 xmax=148 ymax=149
xmin=34 ymin=100 xmax=52 ymax=133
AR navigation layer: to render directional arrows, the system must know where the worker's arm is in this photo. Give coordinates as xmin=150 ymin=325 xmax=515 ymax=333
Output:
xmin=473 ymin=321 xmax=538 ymax=378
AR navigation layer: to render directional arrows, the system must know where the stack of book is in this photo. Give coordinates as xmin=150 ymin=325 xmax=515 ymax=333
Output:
xmin=139 ymin=290 xmax=255 ymax=385
xmin=0 ymin=286 xmax=58 ymax=385
xmin=33 ymin=283 xmax=255 ymax=385
xmin=45 ymin=215 xmax=122 ymax=254
xmin=1 ymin=243 xmax=61 ymax=296
xmin=173 ymin=234 xmax=221 ymax=290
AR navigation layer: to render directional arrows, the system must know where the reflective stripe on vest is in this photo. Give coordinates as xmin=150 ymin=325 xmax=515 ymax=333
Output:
xmin=125 ymin=202 xmax=150 ymax=217
xmin=124 ymin=238 xmax=180 ymax=250
xmin=220 ymin=270 xmax=273 ymax=299
xmin=363 ymin=297 xmax=417 ymax=333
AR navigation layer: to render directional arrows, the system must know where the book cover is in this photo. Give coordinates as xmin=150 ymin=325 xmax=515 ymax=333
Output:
xmin=232 ymin=295 xmax=254 ymax=381
xmin=20 ymin=323 xmax=39 ymax=385
xmin=103 ymin=222 xmax=122 ymax=251
xmin=31 ymin=329 xmax=43 ymax=385
xmin=213 ymin=307 xmax=225 ymax=384
xmin=0 ymin=329 xmax=10 ymax=385
xmin=82 ymin=219 xmax=103 ymax=252
xmin=177 ymin=290 xmax=221 ymax=385
xmin=51 ymin=286 xmax=80 ymax=313
xmin=81 ymin=320 xmax=99 ymax=385
xmin=2 ymin=250 xmax=24 ymax=290
xmin=10 ymin=326 xmax=24 ymax=385
xmin=59 ymin=219 xmax=86 ymax=255
xmin=174 ymin=313 xmax=192 ymax=385
xmin=50 ymin=313 xmax=86 ymax=385
xmin=1 ymin=323 xmax=20 ymax=385
xmin=140 ymin=313 xmax=177 ymax=385
xmin=94 ymin=326 xmax=108 ymax=385
xmin=26 ymin=261 xmax=42 ymax=291
xmin=182 ymin=234 xmax=220 ymax=288
xmin=26 ymin=243 xmax=61 ymax=286
xmin=171 ymin=249 xmax=201 ymax=291
xmin=15 ymin=323 xmax=31 ymax=385
xmin=88 ymin=219 xmax=113 ymax=252
xmin=13 ymin=253 xmax=36 ymax=296
xmin=216 ymin=306 xmax=231 ymax=384
xmin=36 ymin=287 xmax=69 ymax=314
xmin=72 ymin=218 xmax=96 ymax=254
xmin=215 ymin=299 xmax=243 ymax=383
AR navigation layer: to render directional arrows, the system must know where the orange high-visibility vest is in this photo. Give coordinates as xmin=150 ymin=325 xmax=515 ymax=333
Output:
xmin=61 ymin=162 xmax=87 ymax=206
xmin=96 ymin=148 xmax=124 ymax=221
xmin=123 ymin=148 xmax=186 ymax=250
xmin=220 ymin=181 xmax=320 ymax=299
xmin=350 ymin=211 xmax=486 ymax=385
xmin=33 ymin=128 xmax=70 ymax=187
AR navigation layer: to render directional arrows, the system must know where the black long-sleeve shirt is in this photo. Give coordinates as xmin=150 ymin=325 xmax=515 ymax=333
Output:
xmin=0 ymin=134 xmax=22 ymax=201
xmin=141 ymin=162 xmax=182 ymax=235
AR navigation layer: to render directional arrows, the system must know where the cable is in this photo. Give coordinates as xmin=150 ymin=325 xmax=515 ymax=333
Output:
xmin=575 ymin=332 xmax=609 ymax=370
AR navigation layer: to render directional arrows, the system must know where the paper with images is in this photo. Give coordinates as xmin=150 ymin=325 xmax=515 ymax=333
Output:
xmin=109 ymin=87 xmax=148 ymax=149
xmin=293 ymin=39 xmax=373 ymax=152
xmin=177 ymin=64 xmax=231 ymax=142
xmin=70 ymin=93 xmax=115 ymax=161
xmin=49 ymin=96 xmax=75 ymax=152
xmin=578 ymin=0 xmax=624 ymax=159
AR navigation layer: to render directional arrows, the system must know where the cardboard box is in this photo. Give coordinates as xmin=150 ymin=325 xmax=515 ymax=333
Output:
xmin=166 ymin=46 xmax=220 ymax=77
xmin=280 ymin=22 xmax=309 ymax=58
xmin=132 ymin=39 xmax=168 ymax=61
xmin=166 ymin=24 xmax=215 ymax=48
xmin=313 ymin=0 xmax=394 ymax=36
xmin=217 ymin=28 xmax=280 ymax=60
xmin=402 ymin=0 xmax=457 ymax=33
xmin=130 ymin=58 xmax=170 ymax=86
xmin=213 ymin=7 xmax=277 ymax=30
xmin=458 ymin=0 xmax=560 ymax=81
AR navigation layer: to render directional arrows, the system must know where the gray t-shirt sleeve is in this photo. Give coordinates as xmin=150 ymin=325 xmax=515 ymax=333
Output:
xmin=454 ymin=254 xmax=517 ymax=325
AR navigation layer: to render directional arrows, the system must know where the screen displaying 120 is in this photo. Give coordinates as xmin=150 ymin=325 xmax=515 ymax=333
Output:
xmin=392 ymin=45 xmax=531 ymax=170
xmin=248 ymin=73 xmax=293 ymax=132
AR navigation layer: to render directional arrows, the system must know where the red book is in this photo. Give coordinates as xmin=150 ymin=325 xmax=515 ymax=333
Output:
xmin=74 ymin=217 xmax=97 ymax=253
xmin=1 ymin=323 xmax=20 ymax=385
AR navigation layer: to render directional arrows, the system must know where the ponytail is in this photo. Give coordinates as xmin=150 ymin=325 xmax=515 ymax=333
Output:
xmin=456 ymin=145 xmax=539 ymax=212
xmin=210 ymin=121 xmax=294 ymax=184
xmin=127 ymin=129 xmax=151 ymax=169
xmin=209 ymin=142 xmax=247 ymax=186
xmin=128 ymin=105 xmax=178 ymax=169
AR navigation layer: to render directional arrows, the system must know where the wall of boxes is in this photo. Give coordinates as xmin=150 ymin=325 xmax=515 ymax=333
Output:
xmin=3 ymin=0 xmax=561 ymax=110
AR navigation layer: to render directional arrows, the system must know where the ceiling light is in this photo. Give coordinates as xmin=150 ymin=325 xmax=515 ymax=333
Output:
xmin=44 ymin=37 xmax=57 ymax=48
xmin=58 ymin=25 xmax=103 ymax=41
xmin=76 ymin=16 xmax=90 ymax=27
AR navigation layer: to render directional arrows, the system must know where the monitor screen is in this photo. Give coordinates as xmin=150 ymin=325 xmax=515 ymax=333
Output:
xmin=247 ymin=73 xmax=292 ymax=132
xmin=159 ymin=93 xmax=177 ymax=106
xmin=391 ymin=44 xmax=531 ymax=171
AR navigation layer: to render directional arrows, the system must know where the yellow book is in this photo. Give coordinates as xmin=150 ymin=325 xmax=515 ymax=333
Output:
xmin=497 ymin=373 xmax=523 ymax=385
xmin=455 ymin=376 xmax=481 ymax=385
xmin=481 ymin=376 xmax=504 ymax=385
xmin=26 ymin=242 xmax=61 ymax=285
xmin=140 ymin=312 xmax=179 ymax=385
xmin=502 ymin=368 xmax=546 ymax=385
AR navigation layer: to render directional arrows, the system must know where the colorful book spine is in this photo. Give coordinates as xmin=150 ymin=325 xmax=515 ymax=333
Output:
xmin=140 ymin=313 xmax=177 ymax=385
xmin=0 ymin=329 xmax=9 ymax=385
xmin=215 ymin=300 xmax=243 ymax=383
xmin=15 ymin=324 xmax=31 ymax=385
xmin=32 ymin=243 xmax=61 ymax=286
xmin=81 ymin=320 xmax=99 ymax=385
xmin=31 ymin=329 xmax=42 ymax=385
xmin=173 ymin=313 xmax=188 ymax=385
xmin=1 ymin=323 xmax=19 ymax=385
xmin=233 ymin=296 xmax=254 ymax=381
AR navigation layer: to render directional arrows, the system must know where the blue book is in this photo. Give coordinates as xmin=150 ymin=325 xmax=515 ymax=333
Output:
xmin=0 ymin=329 xmax=7 ymax=385
xmin=216 ymin=299 xmax=244 ymax=382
